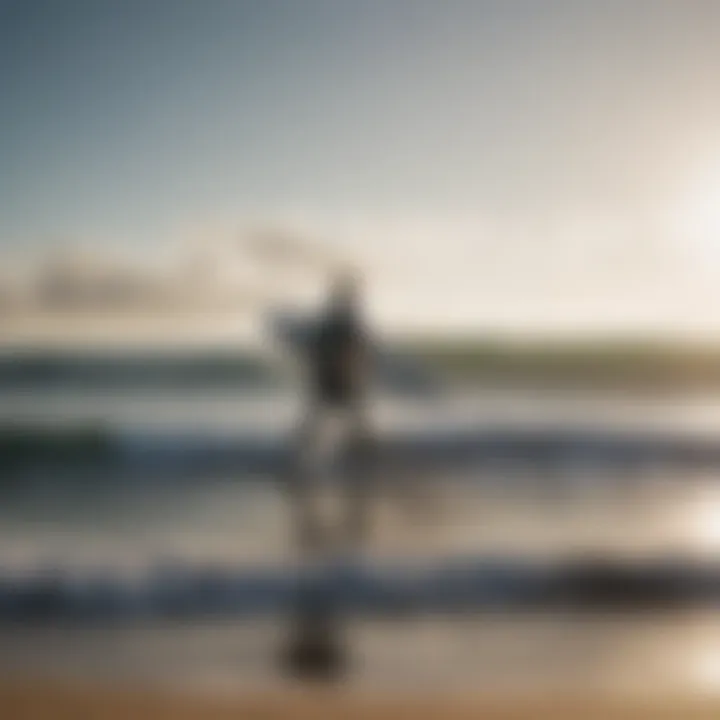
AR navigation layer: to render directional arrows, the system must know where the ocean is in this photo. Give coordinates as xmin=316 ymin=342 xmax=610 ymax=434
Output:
xmin=2 ymin=353 xmax=720 ymax=693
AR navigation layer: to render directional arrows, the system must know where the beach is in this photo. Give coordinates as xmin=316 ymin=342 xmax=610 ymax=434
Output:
xmin=3 ymin=681 xmax=720 ymax=720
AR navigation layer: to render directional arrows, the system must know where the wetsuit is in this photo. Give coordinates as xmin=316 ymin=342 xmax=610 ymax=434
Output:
xmin=291 ymin=302 xmax=372 ymax=553
xmin=311 ymin=305 xmax=367 ymax=406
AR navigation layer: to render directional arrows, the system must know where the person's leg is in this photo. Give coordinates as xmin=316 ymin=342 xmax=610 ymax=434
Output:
xmin=282 ymin=398 xmax=347 ymax=679
xmin=341 ymin=395 xmax=376 ymax=552
xmin=286 ymin=396 xmax=329 ymax=556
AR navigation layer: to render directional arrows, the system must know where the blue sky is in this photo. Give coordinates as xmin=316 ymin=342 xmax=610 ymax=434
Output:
xmin=4 ymin=1 xmax=720 ymax=334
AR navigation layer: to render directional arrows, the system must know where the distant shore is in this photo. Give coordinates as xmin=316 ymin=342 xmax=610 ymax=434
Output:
xmin=402 ymin=338 xmax=720 ymax=391
xmin=6 ymin=337 xmax=720 ymax=391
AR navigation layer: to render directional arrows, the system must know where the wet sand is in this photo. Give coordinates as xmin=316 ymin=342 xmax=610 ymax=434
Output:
xmin=2 ymin=681 xmax=720 ymax=720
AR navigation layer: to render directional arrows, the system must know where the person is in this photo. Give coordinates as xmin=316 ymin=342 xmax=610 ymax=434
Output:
xmin=291 ymin=270 xmax=374 ymax=554
xmin=311 ymin=272 xmax=369 ymax=411
xmin=281 ymin=271 xmax=373 ymax=679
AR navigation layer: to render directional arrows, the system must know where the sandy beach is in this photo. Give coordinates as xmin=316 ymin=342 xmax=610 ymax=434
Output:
xmin=3 ymin=681 xmax=720 ymax=720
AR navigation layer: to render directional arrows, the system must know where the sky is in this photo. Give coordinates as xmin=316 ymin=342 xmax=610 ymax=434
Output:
xmin=4 ymin=0 xmax=720 ymax=337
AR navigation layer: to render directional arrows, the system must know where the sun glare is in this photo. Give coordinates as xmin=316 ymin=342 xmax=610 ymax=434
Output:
xmin=687 ymin=486 xmax=720 ymax=555
xmin=673 ymin=170 xmax=720 ymax=268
